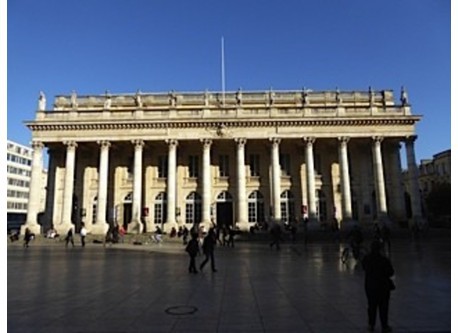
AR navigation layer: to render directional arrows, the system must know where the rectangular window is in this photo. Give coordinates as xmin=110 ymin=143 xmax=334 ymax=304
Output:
xmin=280 ymin=153 xmax=291 ymax=176
xmin=188 ymin=155 xmax=199 ymax=178
xmin=219 ymin=155 xmax=229 ymax=177
xmin=158 ymin=156 xmax=168 ymax=178
xmin=249 ymin=154 xmax=260 ymax=177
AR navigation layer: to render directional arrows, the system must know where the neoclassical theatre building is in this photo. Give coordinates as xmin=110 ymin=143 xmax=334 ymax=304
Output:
xmin=24 ymin=88 xmax=423 ymax=235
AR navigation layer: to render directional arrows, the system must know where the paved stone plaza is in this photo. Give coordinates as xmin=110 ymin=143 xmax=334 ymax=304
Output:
xmin=8 ymin=230 xmax=450 ymax=333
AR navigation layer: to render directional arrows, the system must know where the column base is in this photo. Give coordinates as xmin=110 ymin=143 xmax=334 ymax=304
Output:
xmin=91 ymin=223 xmax=109 ymax=236
xmin=20 ymin=223 xmax=41 ymax=236
xmin=162 ymin=221 xmax=178 ymax=233
xmin=408 ymin=216 xmax=427 ymax=230
xmin=55 ymin=223 xmax=74 ymax=237
xmin=128 ymin=220 xmax=144 ymax=234
xmin=236 ymin=221 xmax=250 ymax=232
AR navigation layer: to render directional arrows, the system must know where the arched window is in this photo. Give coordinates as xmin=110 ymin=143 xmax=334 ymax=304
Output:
xmin=185 ymin=192 xmax=202 ymax=225
xmin=92 ymin=196 xmax=98 ymax=224
xmin=154 ymin=192 xmax=167 ymax=225
xmin=124 ymin=192 xmax=133 ymax=203
xmin=280 ymin=190 xmax=295 ymax=223
xmin=216 ymin=191 xmax=233 ymax=202
xmin=248 ymin=191 xmax=264 ymax=223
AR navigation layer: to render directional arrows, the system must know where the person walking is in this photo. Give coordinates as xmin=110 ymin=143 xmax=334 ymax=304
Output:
xmin=185 ymin=233 xmax=200 ymax=274
xmin=200 ymin=228 xmax=217 ymax=273
xmin=23 ymin=227 xmax=33 ymax=248
xmin=269 ymin=223 xmax=282 ymax=250
xmin=65 ymin=228 xmax=75 ymax=248
xmin=362 ymin=240 xmax=395 ymax=333
xmin=80 ymin=223 xmax=87 ymax=247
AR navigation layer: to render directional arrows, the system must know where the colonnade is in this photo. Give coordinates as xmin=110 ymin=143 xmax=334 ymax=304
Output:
xmin=24 ymin=136 xmax=424 ymax=235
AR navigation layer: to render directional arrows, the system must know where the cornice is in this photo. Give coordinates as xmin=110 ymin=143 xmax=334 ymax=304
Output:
xmin=26 ymin=117 xmax=421 ymax=131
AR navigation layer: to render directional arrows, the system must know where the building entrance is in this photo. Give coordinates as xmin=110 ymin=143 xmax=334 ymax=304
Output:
xmin=216 ymin=202 xmax=233 ymax=227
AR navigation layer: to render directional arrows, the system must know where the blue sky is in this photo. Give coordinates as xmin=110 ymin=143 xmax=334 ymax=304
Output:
xmin=7 ymin=0 xmax=450 ymax=164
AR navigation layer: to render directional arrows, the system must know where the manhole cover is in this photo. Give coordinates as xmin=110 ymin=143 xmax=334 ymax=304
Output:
xmin=165 ymin=305 xmax=198 ymax=316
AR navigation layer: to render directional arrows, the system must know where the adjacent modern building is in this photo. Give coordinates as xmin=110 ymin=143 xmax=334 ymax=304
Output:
xmin=23 ymin=88 xmax=424 ymax=235
xmin=7 ymin=140 xmax=47 ymax=231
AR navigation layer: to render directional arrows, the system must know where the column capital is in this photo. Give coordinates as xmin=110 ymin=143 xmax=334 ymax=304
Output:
xmin=97 ymin=140 xmax=111 ymax=148
xmin=63 ymin=141 xmax=78 ymax=149
xmin=269 ymin=137 xmax=281 ymax=146
xmin=303 ymin=137 xmax=316 ymax=145
xmin=200 ymin=138 xmax=213 ymax=148
xmin=372 ymin=136 xmax=384 ymax=144
xmin=132 ymin=139 xmax=144 ymax=148
xmin=403 ymin=135 xmax=418 ymax=144
xmin=165 ymin=139 xmax=179 ymax=147
xmin=235 ymin=138 xmax=247 ymax=147
xmin=338 ymin=137 xmax=351 ymax=145
xmin=31 ymin=141 xmax=44 ymax=150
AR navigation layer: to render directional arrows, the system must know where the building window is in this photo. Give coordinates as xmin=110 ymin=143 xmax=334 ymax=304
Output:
xmin=158 ymin=156 xmax=168 ymax=178
xmin=188 ymin=155 xmax=199 ymax=178
xmin=248 ymin=191 xmax=264 ymax=223
xmin=280 ymin=190 xmax=295 ymax=223
xmin=219 ymin=155 xmax=229 ymax=177
xmin=249 ymin=154 xmax=260 ymax=177
xmin=154 ymin=192 xmax=168 ymax=225
xmin=185 ymin=191 xmax=202 ymax=225
xmin=280 ymin=154 xmax=291 ymax=176
xmin=92 ymin=196 xmax=98 ymax=224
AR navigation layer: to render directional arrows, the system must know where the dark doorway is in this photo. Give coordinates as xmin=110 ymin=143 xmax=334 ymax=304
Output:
xmin=216 ymin=202 xmax=233 ymax=227
xmin=123 ymin=203 xmax=132 ymax=230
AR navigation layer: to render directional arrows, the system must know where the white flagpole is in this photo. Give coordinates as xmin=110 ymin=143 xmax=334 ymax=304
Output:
xmin=221 ymin=36 xmax=225 ymax=106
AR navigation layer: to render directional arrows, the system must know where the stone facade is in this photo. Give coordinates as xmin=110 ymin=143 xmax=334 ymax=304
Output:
xmin=24 ymin=88 xmax=424 ymax=235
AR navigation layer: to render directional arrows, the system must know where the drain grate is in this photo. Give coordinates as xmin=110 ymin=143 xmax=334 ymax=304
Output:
xmin=165 ymin=305 xmax=198 ymax=316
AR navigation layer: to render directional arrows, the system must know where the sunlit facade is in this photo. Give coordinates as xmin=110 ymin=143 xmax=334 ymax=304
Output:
xmin=23 ymin=88 xmax=424 ymax=235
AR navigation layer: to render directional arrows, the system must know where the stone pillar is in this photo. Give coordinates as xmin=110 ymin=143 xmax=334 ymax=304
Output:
xmin=372 ymin=137 xmax=388 ymax=222
xmin=59 ymin=141 xmax=77 ymax=235
xmin=166 ymin=139 xmax=178 ymax=231
xmin=201 ymin=139 xmax=212 ymax=229
xmin=22 ymin=141 xmax=44 ymax=235
xmin=94 ymin=140 xmax=110 ymax=234
xmin=338 ymin=137 xmax=353 ymax=224
xmin=405 ymin=136 xmax=424 ymax=227
xmin=129 ymin=140 xmax=144 ymax=233
xmin=270 ymin=138 xmax=282 ymax=221
xmin=389 ymin=142 xmax=406 ymax=223
xmin=304 ymin=137 xmax=317 ymax=222
xmin=235 ymin=138 xmax=249 ymax=231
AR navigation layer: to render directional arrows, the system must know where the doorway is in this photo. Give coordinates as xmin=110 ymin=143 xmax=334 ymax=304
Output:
xmin=123 ymin=203 xmax=132 ymax=230
xmin=216 ymin=202 xmax=233 ymax=228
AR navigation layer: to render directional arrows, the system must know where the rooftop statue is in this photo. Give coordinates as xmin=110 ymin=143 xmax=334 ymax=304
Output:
xmin=71 ymin=90 xmax=78 ymax=108
xmin=135 ymin=90 xmax=143 ymax=107
xmin=38 ymin=91 xmax=46 ymax=111
xmin=104 ymin=91 xmax=112 ymax=109
xmin=400 ymin=86 xmax=409 ymax=106
xmin=236 ymin=88 xmax=242 ymax=106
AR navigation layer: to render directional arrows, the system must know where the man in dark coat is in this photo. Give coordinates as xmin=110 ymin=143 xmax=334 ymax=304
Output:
xmin=200 ymin=228 xmax=217 ymax=272
xmin=362 ymin=240 xmax=395 ymax=333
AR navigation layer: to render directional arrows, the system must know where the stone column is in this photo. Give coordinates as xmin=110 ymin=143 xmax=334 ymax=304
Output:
xmin=94 ymin=141 xmax=110 ymax=234
xmin=304 ymin=137 xmax=317 ymax=222
xmin=129 ymin=140 xmax=144 ymax=233
xmin=338 ymin=137 xmax=353 ymax=222
xmin=22 ymin=141 xmax=44 ymax=235
xmin=389 ymin=142 xmax=406 ymax=222
xmin=372 ymin=137 xmax=388 ymax=222
xmin=59 ymin=141 xmax=77 ymax=234
xmin=236 ymin=138 xmax=249 ymax=231
xmin=201 ymin=139 xmax=212 ymax=229
xmin=405 ymin=136 xmax=424 ymax=227
xmin=166 ymin=139 xmax=178 ymax=231
xmin=270 ymin=138 xmax=282 ymax=221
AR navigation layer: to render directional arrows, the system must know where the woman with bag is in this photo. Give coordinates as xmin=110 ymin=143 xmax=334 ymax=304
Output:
xmin=362 ymin=240 xmax=395 ymax=333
